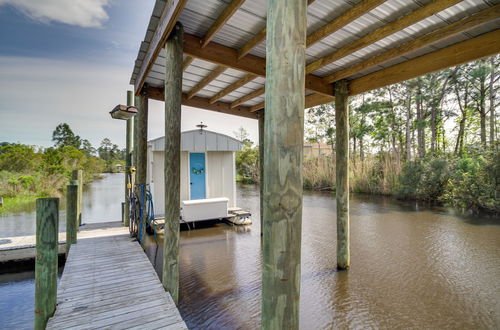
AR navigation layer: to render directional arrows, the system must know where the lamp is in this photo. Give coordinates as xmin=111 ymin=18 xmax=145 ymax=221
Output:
xmin=110 ymin=104 xmax=138 ymax=120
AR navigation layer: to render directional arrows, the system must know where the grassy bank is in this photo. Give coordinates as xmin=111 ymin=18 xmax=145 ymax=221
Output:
xmin=0 ymin=144 xmax=107 ymax=215
xmin=302 ymin=150 xmax=499 ymax=214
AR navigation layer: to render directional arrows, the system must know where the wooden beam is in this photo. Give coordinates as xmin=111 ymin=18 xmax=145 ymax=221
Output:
xmin=349 ymin=30 xmax=500 ymax=95
xmin=305 ymin=93 xmax=334 ymax=108
xmin=237 ymin=0 xmax=317 ymax=59
xmin=306 ymin=0 xmax=462 ymax=73
xmin=163 ymin=23 xmax=183 ymax=305
xmin=146 ymin=87 xmax=258 ymax=119
xmin=209 ymin=73 xmax=258 ymax=104
xmin=262 ymin=0 xmax=306 ymax=328
xmin=250 ymin=102 xmax=264 ymax=112
xmin=134 ymin=0 xmax=187 ymax=94
xmin=325 ymin=5 xmax=500 ymax=83
xmin=231 ymin=87 xmax=264 ymax=108
xmin=201 ymin=0 xmax=246 ymax=48
xmin=335 ymin=80 xmax=350 ymax=270
xmin=307 ymin=0 xmax=386 ymax=47
xmin=182 ymin=56 xmax=193 ymax=71
xmin=183 ymin=33 xmax=334 ymax=97
xmin=238 ymin=28 xmax=266 ymax=59
xmin=186 ymin=65 xmax=226 ymax=100
xmin=250 ymin=93 xmax=334 ymax=112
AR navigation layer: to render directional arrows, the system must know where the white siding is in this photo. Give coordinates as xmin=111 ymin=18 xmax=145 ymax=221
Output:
xmin=148 ymin=150 xmax=236 ymax=215
xmin=206 ymin=151 xmax=236 ymax=207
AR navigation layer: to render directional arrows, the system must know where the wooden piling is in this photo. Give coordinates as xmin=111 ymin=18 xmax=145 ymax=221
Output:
xmin=35 ymin=198 xmax=59 ymax=330
xmin=66 ymin=181 xmax=78 ymax=255
xmin=335 ymin=80 xmax=350 ymax=270
xmin=163 ymin=22 xmax=183 ymax=305
xmin=135 ymin=92 xmax=148 ymax=186
xmin=135 ymin=92 xmax=149 ymax=243
xmin=258 ymin=110 xmax=264 ymax=236
xmin=71 ymin=169 xmax=83 ymax=226
xmin=262 ymin=1 xmax=307 ymax=328
xmin=125 ymin=90 xmax=134 ymax=227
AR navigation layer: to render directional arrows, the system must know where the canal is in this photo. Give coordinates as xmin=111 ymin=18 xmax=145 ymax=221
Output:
xmin=1 ymin=173 xmax=499 ymax=329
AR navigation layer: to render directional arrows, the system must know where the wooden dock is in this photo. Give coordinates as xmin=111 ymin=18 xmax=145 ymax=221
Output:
xmin=46 ymin=221 xmax=187 ymax=329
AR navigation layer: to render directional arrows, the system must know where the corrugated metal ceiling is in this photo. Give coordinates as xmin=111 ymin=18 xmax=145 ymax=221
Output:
xmin=131 ymin=0 xmax=500 ymax=109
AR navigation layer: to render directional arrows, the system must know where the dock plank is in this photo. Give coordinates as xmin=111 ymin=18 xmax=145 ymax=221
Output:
xmin=46 ymin=222 xmax=187 ymax=330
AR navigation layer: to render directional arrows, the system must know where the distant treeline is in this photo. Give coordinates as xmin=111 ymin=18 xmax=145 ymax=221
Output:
xmin=0 ymin=123 xmax=124 ymax=213
xmin=234 ymin=56 xmax=499 ymax=214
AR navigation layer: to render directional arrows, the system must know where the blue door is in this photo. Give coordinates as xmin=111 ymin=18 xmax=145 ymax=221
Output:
xmin=189 ymin=153 xmax=206 ymax=200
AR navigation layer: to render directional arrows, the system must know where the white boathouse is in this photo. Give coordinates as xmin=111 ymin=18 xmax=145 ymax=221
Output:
xmin=147 ymin=128 xmax=243 ymax=220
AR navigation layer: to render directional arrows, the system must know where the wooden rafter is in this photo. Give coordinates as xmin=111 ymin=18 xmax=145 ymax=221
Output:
xmin=146 ymin=86 xmax=258 ymax=119
xmin=349 ymin=30 xmax=500 ymax=95
xmin=250 ymin=102 xmax=264 ymax=112
xmin=134 ymin=0 xmax=187 ymax=94
xmin=238 ymin=28 xmax=266 ymax=60
xmin=186 ymin=65 xmax=226 ymax=100
xmin=324 ymin=5 xmax=500 ymax=84
xmin=209 ymin=73 xmax=258 ymax=104
xmin=183 ymin=33 xmax=335 ymax=97
xmin=201 ymin=0 xmax=246 ymax=48
xmin=249 ymin=93 xmax=334 ymax=113
xmin=182 ymin=56 xmax=193 ymax=71
xmin=306 ymin=0 xmax=461 ymax=73
xmin=231 ymin=87 xmax=264 ymax=108
xmin=307 ymin=0 xmax=386 ymax=47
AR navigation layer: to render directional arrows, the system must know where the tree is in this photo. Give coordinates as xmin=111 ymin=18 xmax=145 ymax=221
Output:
xmin=52 ymin=123 xmax=81 ymax=149
xmin=81 ymin=139 xmax=95 ymax=156
xmin=233 ymin=127 xmax=252 ymax=146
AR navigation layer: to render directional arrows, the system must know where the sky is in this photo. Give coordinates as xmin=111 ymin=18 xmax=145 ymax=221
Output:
xmin=0 ymin=0 xmax=259 ymax=149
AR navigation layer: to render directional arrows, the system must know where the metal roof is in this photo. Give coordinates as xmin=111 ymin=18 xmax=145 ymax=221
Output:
xmin=130 ymin=0 xmax=500 ymax=115
xmin=149 ymin=129 xmax=243 ymax=152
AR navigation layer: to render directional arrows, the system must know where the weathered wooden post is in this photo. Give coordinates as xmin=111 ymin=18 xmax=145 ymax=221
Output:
xmin=71 ymin=169 xmax=83 ymax=226
xmin=335 ymin=80 xmax=350 ymax=270
xmin=262 ymin=0 xmax=307 ymax=328
xmin=34 ymin=198 xmax=59 ymax=330
xmin=258 ymin=110 xmax=264 ymax=236
xmin=163 ymin=22 xmax=183 ymax=305
xmin=135 ymin=91 xmax=149 ymax=244
xmin=66 ymin=181 xmax=78 ymax=256
xmin=124 ymin=90 xmax=134 ymax=227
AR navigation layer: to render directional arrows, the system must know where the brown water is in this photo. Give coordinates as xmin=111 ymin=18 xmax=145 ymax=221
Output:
xmin=144 ymin=185 xmax=500 ymax=330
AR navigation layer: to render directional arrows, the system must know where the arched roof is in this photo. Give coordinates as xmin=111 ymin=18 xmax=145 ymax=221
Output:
xmin=149 ymin=129 xmax=243 ymax=152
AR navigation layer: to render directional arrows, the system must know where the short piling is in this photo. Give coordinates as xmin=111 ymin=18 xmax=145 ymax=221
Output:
xmin=66 ymin=181 xmax=78 ymax=255
xmin=34 ymin=198 xmax=59 ymax=330
xmin=71 ymin=169 xmax=83 ymax=226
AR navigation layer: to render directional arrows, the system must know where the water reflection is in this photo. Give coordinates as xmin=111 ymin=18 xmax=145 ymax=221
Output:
xmin=0 ymin=173 xmax=124 ymax=237
xmin=144 ymin=185 xmax=499 ymax=329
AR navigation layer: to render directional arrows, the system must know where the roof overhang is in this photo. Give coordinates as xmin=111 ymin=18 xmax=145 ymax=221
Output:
xmin=130 ymin=0 xmax=500 ymax=118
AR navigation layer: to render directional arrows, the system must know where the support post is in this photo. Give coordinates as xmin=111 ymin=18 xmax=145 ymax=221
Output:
xmin=162 ymin=22 xmax=183 ymax=305
xmin=335 ymin=80 xmax=350 ymax=270
xmin=34 ymin=198 xmax=59 ymax=330
xmin=71 ymin=169 xmax=83 ymax=226
xmin=135 ymin=92 xmax=149 ymax=243
xmin=258 ymin=110 xmax=264 ymax=236
xmin=262 ymin=1 xmax=307 ymax=328
xmin=66 ymin=181 xmax=78 ymax=256
xmin=124 ymin=91 xmax=134 ymax=227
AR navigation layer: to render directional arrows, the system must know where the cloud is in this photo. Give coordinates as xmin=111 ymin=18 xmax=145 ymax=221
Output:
xmin=0 ymin=0 xmax=111 ymax=27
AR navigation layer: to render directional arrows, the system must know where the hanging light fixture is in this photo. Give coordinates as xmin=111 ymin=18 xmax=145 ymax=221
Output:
xmin=109 ymin=104 xmax=138 ymax=120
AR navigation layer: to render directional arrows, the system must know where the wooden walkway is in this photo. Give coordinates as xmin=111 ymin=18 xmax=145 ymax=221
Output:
xmin=46 ymin=222 xmax=187 ymax=329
